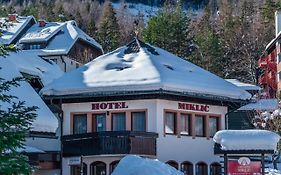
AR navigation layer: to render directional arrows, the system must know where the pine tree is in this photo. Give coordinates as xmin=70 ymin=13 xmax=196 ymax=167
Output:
xmin=142 ymin=2 xmax=193 ymax=59
xmin=189 ymin=7 xmax=224 ymax=76
xmin=0 ymin=50 xmax=37 ymax=174
xmin=97 ymin=2 xmax=120 ymax=53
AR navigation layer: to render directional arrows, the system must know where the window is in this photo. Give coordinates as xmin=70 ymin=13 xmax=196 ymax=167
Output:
xmin=73 ymin=114 xmax=87 ymax=134
xmin=181 ymin=161 xmax=193 ymax=175
xmin=132 ymin=111 xmax=146 ymax=131
xmin=110 ymin=160 xmax=119 ymax=174
xmin=71 ymin=163 xmax=87 ymax=175
xmin=112 ymin=112 xmax=126 ymax=131
xmin=196 ymin=162 xmax=208 ymax=175
xmin=195 ymin=115 xmax=205 ymax=137
xmin=93 ymin=114 xmax=106 ymax=132
xmin=165 ymin=112 xmax=176 ymax=134
xmin=90 ymin=161 xmax=106 ymax=175
xmin=209 ymin=117 xmax=219 ymax=137
xmin=210 ymin=163 xmax=221 ymax=175
xmin=180 ymin=114 xmax=191 ymax=135
xmin=166 ymin=160 xmax=179 ymax=170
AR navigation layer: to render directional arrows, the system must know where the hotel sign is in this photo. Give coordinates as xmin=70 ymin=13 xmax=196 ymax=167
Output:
xmin=92 ymin=102 xmax=128 ymax=110
xmin=228 ymin=157 xmax=261 ymax=175
xmin=178 ymin=102 xmax=209 ymax=112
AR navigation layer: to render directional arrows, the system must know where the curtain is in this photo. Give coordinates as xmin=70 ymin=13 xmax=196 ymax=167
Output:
xmin=209 ymin=117 xmax=218 ymax=137
xmin=73 ymin=114 xmax=87 ymax=134
xmin=165 ymin=112 xmax=175 ymax=134
xmin=132 ymin=112 xmax=146 ymax=131
xmin=112 ymin=113 xmax=126 ymax=131
xmin=96 ymin=114 xmax=106 ymax=132
xmin=195 ymin=115 xmax=204 ymax=136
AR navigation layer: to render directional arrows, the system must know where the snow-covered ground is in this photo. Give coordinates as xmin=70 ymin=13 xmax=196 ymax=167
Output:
xmin=112 ymin=155 xmax=183 ymax=175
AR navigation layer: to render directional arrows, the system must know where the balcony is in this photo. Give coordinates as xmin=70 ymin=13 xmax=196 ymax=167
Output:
xmin=61 ymin=131 xmax=158 ymax=157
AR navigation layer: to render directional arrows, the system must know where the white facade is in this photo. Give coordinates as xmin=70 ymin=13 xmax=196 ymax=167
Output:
xmin=61 ymin=99 xmax=227 ymax=175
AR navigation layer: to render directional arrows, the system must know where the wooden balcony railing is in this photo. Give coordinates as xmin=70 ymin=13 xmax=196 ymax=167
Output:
xmin=61 ymin=131 xmax=158 ymax=157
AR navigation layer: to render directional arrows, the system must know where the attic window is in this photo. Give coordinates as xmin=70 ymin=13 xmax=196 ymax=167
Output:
xmin=21 ymin=72 xmax=43 ymax=93
xmin=164 ymin=64 xmax=174 ymax=70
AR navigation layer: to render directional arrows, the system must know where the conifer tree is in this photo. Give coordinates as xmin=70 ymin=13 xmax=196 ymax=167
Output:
xmin=142 ymin=2 xmax=193 ymax=59
xmin=97 ymin=2 xmax=120 ymax=53
xmin=0 ymin=48 xmax=37 ymax=174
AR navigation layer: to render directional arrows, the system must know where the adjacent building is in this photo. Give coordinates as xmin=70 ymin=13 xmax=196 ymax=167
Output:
xmin=18 ymin=20 xmax=103 ymax=72
xmin=41 ymin=39 xmax=251 ymax=175
xmin=0 ymin=50 xmax=64 ymax=175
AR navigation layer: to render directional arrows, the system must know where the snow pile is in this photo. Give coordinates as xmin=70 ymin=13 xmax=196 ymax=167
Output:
xmin=238 ymin=99 xmax=278 ymax=111
xmin=213 ymin=130 xmax=280 ymax=151
xmin=266 ymin=168 xmax=281 ymax=175
xmin=41 ymin=39 xmax=251 ymax=101
xmin=112 ymin=155 xmax=183 ymax=175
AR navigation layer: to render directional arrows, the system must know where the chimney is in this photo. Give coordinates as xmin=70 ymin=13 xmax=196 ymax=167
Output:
xmin=275 ymin=11 xmax=281 ymax=37
xmin=8 ymin=14 xmax=17 ymax=22
xmin=38 ymin=20 xmax=46 ymax=27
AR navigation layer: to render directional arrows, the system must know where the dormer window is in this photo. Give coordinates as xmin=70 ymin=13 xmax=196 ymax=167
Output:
xmin=21 ymin=72 xmax=43 ymax=93
xmin=30 ymin=44 xmax=41 ymax=50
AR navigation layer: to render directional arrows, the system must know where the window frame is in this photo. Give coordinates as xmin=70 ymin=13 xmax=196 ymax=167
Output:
xmin=111 ymin=112 xmax=126 ymax=131
xmin=181 ymin=161 xmax=194 ymax=175
xmin=194 ymin=115 xmax=206 ymax=137
xmin=72 ymin=114 xmax=88 ymax=135
xmin=131 ymin=110 xmax=147 ymax=132
xmin=92 ymin=113 xmax=107 ymax=132
xmin=164 ymin=111 xmax=177 ymax=135
xmin=180 ymin=113 xmax=192 ymax=136
xmin=90 ymin=161 xmax=106 ymax=175
xmin=208 ymin=116 xmax=220 ymax=138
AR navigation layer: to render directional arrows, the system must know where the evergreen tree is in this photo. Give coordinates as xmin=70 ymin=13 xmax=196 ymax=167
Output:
xmin=97 ymin=2 xmax=120 ymax=53
xmin=0 ymin=49 xmax=37 ymax=174
xmin=142 ymin=2 xmax=193 ymax=59
xmin=189 ymin=7 xmax=224 ymax=76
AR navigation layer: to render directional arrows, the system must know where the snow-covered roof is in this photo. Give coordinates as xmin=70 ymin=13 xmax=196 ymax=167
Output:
xmin=19 ymin=20 xmax=103 ymax=55
xmin=0 ymin=15 xmax=35 ymax=45
xmin=213 ymin=130 xmax=280 ymax=151
xmin=17 ymin=145 xmax=45 ymax=153
xmin=6 ymin=50 xmax=63 ymax=85
xmin=238 ymin=99 xmax=278 ymax=111
xmin=226 ymin=79 xmax=261 ymax=91
xmin=0 ymin=51 xmax=63 ymax=133
xmin=41 ymin=39 xmax=251 ymax=101
xmin=112 ymin=155 xmax=183 ymax=175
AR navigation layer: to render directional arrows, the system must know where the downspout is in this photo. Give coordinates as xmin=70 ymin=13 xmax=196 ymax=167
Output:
xmin=59 ymin=98 xmax=63 ymax=175
xmin=60 ymin=56 xmax=67 ymax=72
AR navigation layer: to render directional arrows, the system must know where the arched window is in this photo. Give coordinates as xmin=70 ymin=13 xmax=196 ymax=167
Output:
xmin=110 ymin=160 xmax=120 ymax=174
xmin=210 ymin=163 xmax=221 ymax=175
xmin=166 ymin=160 xmax=179 ymax=170
xmin=196 ymin=162 xmax=208 ymax=175
xmin=71 ymin=163 xmax=87 ymax=175
xmin=181 ymin=161 xmax=193 ymax=175
xmin=90 ymin=161 xmax=106 ymax=175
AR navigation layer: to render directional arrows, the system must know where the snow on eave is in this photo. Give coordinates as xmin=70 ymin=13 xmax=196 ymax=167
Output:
xmin=266 ymin=30 xmax=281 ymax=50
xmin=238 ymin=98 xmax=278 ymax=111
xmin=225 ymin=79 xmax=262 ymax=91
xmin=213 ymin=130 xmax=280 ymax=151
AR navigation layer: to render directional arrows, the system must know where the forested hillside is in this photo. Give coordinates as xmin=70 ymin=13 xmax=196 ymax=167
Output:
xmin=0 ymin=0 xmax=280 ymax=84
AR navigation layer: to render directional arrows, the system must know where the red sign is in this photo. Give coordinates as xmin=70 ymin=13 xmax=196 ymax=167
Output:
xmin=92 ymin=102 xmax=128 ymax=110
xmin=228 ymin=158 xmax=261 ymax=175
xmin=178 ymin=102 xmax=209 ymax=112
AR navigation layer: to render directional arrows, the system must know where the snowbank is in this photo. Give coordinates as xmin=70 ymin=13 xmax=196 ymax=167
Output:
xmin=266 ymin=168 xmax=281 ymax=175
xmin=112 ymin=155 xmax=183 ymax=175
xmin=213 ymin=130 xmax=280 ymax=151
